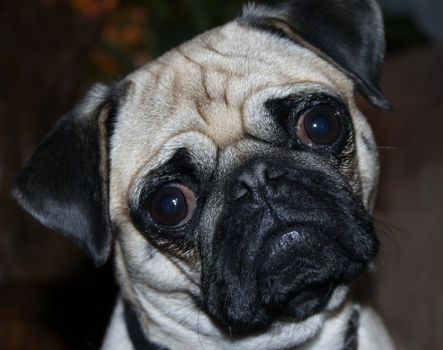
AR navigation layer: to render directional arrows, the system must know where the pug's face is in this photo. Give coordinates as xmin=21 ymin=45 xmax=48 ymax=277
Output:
xmin=13 ymin=0 xmax=389 ymax=340
xmin=110 ymin=21 xmax=379 ymax=332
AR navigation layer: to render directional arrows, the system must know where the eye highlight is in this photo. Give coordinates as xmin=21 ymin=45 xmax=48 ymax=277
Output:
xmin=148 ymin=184 xmax=197 ymax=227
xmin=297 ymin=104 xmax=341 ymax=147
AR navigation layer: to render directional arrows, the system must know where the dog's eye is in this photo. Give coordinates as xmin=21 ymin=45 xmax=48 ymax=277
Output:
xmin=297 ymin=105 xmax=341 ymax=146
xmin=149 ymin=184 xmax=197 ymax=227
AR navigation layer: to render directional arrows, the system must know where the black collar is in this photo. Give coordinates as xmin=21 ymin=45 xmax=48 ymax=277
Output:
xmin=123 ymin=302 xmax=360 ymax=350
xmin=341 ymin=305 xmax=360 ymax=350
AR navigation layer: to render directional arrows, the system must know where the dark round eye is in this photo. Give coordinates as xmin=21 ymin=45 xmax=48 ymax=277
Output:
xmin=297 ymin=105 xmax=341 ymax=146
xmin=149 ymin=184 xmax=197 ymax=227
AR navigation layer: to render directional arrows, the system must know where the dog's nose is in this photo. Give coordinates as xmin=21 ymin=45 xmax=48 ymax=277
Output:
xmin=228 ymin=159 xmax=287 ymax=202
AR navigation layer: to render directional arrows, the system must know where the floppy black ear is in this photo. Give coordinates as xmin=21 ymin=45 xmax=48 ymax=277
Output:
xmin=13 ymin=83 xmax=118 ymax=266
xmin=239 ymin=0 xmax=392 ymax=110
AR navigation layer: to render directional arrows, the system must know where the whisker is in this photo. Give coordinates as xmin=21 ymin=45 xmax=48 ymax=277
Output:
xmin=197 ymin=308 xmax=205 ymax=350
xmin=372 ymin=217 xmax=400 ymax=265
xmin=379 ymin=128 xmax=416 ymax=136
xmin=373 ymin=216 xmax=435 ymax=248
xmin=155 ymin=302 xmax=197 ymax=319
xmin=169 ymin=308 xmax=196 ymax=334
xmin=377 ymin=145 xmax=416 ymax=154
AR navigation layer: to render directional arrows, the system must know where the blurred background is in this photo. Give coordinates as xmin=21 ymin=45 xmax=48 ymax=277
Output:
xmin=0 ymin=0 xmax=441 ymax=349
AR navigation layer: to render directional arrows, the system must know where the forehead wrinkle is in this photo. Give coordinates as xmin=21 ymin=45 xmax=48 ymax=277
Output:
xmin=131 ymin=129 xmax=218 ymax=184
xmin=167 ymin=55 xmax=307 ymax=147
xmin=162 ymin=28 xmax=352 ymax=139
xmin=175 ymin=46 xmax=214 ymax=101
xmin=166 ymin=51 xmax=244 ymax=145
xmin=200 ymin=36 xmax=272 ymax=69
xmin=175 ymin=47 xmax=233 ymax=105
xmin=175 ymin=43 xmax=247 ymax=107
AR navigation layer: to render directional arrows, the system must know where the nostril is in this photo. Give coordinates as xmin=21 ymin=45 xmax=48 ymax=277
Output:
xmin=265 ymin=168 xmax=287 ymax=182
xmin=228 ymin=160 xmax=288 ymax=202
xmin=231 ymin=182 xmax=249 ymax=201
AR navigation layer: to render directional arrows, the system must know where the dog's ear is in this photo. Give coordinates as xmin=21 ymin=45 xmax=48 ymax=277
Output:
xmin=12 ymin=83 xmax=122 ymax=266
xmin=239 ymin=0 xmax=392 ymax=110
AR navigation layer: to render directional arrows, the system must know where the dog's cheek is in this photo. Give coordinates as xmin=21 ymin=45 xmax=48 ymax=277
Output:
xmin=111 ymin=217 xmax=202 ymax=296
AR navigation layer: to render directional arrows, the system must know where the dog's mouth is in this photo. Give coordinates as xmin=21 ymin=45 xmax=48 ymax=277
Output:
xmin=201 ymin=224 xmax=370 ymax=334
xmin=203 ymin=241 xmax=365 ymax=336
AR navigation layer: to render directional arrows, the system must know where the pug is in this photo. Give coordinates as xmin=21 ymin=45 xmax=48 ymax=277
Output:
xmin=13 ymin=0 xmax=396 ymax=349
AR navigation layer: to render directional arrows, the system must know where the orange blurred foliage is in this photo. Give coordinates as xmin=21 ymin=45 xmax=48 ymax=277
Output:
xmin=103 ymin=22 xmax=144 ymax=49
xmin=70 ymin=0 xmax=119 ymax=19
xmin=90 ymin=48 xmax=121 ymax=76
xmin=127 ymin=7 xmax=148 ymax=23
xmin=120 ymin=25 xmax=143 ymax=48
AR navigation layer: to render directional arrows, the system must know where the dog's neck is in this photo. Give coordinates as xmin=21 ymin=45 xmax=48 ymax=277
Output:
xmin=102 ymin=293 xmax=358 ymax=350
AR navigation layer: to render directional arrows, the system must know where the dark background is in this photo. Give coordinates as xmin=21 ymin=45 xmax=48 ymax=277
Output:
xmin=1 ymin=1 xmax=442 ymax=349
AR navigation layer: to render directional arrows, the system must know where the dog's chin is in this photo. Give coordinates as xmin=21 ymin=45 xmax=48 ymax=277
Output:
xmin=206 ymin=283 xmax=348 ymax=336
xmin=281 ymin=283 xmax=349 ymax=319
xmin=280 ymin=284 xmax=337 ymax=321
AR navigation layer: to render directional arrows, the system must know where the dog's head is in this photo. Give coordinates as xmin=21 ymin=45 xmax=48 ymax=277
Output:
xmin=13 ymin=0 xmax=389 ymax=339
